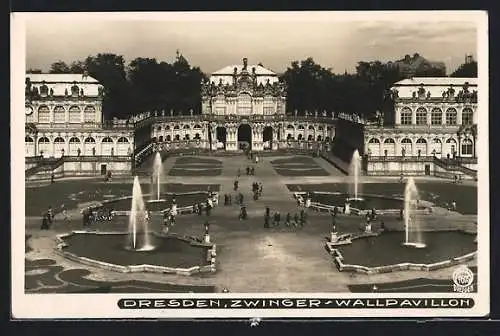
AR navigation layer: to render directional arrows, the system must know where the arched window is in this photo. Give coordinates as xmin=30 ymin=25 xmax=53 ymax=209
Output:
xmin=318 ymin=126 xmax=324 ymax=131
xmin=383 ymin=138 xmax=396 ymax=156
xmin=400 ymin=107 xmax=412 ymax=125
xmin=183 ymin=125 xmax=190 ymax=130
xmin=157 ymin=126 xmax=162 ymax=132
xmin=298 ymin=125 xmax=305 ymax=130
xmin=25 ymin=136 xmax=35 ymax=156
xmin=317 ymin=135 xmax=322 ymax=141
xmin=159 ymin=136 xmax=164 ymax=142
xmin=165 ymin=125 xmax=171 ymax=130
xmin=446 ymin=108 xmax=457 ymax=125
xmin=101 ymin=137 xmax=114 ymax=156
xmin=117 ymin=137 xmax=129 ymax=143
xmin=416 ymin=107 xmax=427 ymax=125
xmin=431 ymin=138 xmax=443 ymax=157
xmin=174 ymin=125 xmax=180 ymax=130
xmin=431 ymin=108 xmax=443 ymax=125
xmin=307 ymin=134 xmax=313 ymax=141
xmin=68 ymin=106 xmax=81 ymax=123
xmin=287 ymin=134 xmax=293 ymax=140
xmin=368 ymin=138 xmax=381 ymax=156
xmin=175 ymin=134 xmax=180 ymax=141
xmin=166 ymin=135 xmax=171 ymax=142
xmin=53 ymin=106 xmax=65 ymax=123
xmin=297 ymin=134 xmax=303 ymax=141
xmin=461 ymin=138 xmax=473 ymax=155
xmin=416 ymin=138 xmax=427 ymax=156
xmin=287 ymin=124 xmax=294 ymax=130
xmin=308 ymin=125 xmax=315 ymax=131
xmin=25 ymin=136 xmax=34 ymax=142
xmin=68 ymin=137 xmax=81 ymax=155
xmin=185 ymin=134 xmax=190 ymax=140
xmin=462 ymin=108 xmax=473 ymax=125
xmin=83 ymin=137 xmax=96 ymax=155
xmin=194 ymin=124 xmax=202 ymax=129
xmin=38 ymin=105 xmax=50 ymax=123
xmin=194 ymin=133 xmax=200 ymax=140
xmin=38 ymin=136 xmax=51 ymax=156
xmin=369 ymin=138 xmax=380 ymax=144
xmin=54 ymin=137 xmax=66 ymax=157
xmin=401 ymin=138 xmax=412 ymax=155
xmin=84 ymin=106 xmax=96 ymax=123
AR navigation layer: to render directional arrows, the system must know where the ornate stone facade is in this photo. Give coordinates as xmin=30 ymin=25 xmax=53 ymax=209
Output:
xmin=364 ymin=77 xmax=478 ymax=176
xmin=25 ymin=74 xmax=134 ymax=177
xmin=145 ymin=58 xmax=335 ymax=156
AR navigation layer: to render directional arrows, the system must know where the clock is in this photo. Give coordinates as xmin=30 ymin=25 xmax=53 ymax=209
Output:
xmin=25 ymin=105 xmax=34 ymax=116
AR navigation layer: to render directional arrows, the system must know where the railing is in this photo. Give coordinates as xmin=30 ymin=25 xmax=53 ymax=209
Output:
xmin=433 ymin=157 xmax=477 ymax=178
xmin=62 ymin=155 xmax=132 ymax=162
xmin=25 ymin=156 xmax=65 ymax=177
xmin=30 ymin=121 xmax=135 ymax=131
xmin=368 ymin=156 xmax=433 ymax=162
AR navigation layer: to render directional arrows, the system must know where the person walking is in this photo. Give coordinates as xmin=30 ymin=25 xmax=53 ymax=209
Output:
xmin=293 ymin=213 xmax=300 ymax=228
xmin=273 ymin=211 xmax=281 ymax=227
xmin=285 ymin=213 xmax=291 ymax=227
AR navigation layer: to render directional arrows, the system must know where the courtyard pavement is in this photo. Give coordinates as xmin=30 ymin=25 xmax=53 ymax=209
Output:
xmin=24 ymin=155 xmax=478 ymax=293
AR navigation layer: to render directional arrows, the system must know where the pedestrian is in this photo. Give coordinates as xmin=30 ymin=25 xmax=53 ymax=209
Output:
xmin=40 ymin=213 xmax=49 ymax=230
xmin=264 ymin=214 xmax=270 ymax=228
xmin=47 ymin=206 xmax=54 ymax=226
xmin=163 ymin=211 xmax=169 ymax=227
xmin=234 ymin=180 xmax=239 ymax=191
xmin=60 ymin=203 xmax=69 ymax=223
xmin=265 ymin=206 xmax=270 ymax=218
xmin=258 ymin=183 xmax=263 ymax=196
xmin=251 ymin=166 xmax=255 ymax=175
xmin=285 ymin=213 xmax=291 ymax=227
xmin=51 ymin=173 xmax=55 ymax=184
xmin=224 ymin=194 xmax=228 ymax=206
xmin=169 ymin=213 xmax=176 ymax=226
xmin=242 ymin=206 xmax=247 ymax=220
xmin=451 ymin=200 xmax=457 ymax=211
xmin=333 ymin=206 xmax=338 ymax=217
xmin=246 ymin=166 xmax=250 ymax=175
xmin=239 ymin=193 xmax=244 ymax=205
xmin=253 ymin=191 xmax=258 ymax=201
xmin=273 ymin=211 xmax=281 ymax=227
xmin=293 ymin=213 xmax=299 ymax=227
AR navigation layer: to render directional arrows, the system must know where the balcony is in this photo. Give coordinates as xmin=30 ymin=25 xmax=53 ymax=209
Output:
xmin=368 ymin=156 xmax=433 ymax=162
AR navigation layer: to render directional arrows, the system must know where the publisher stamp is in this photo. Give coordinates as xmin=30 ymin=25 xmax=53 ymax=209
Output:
xmin=11 ymin=10 xmax=489 ymax=319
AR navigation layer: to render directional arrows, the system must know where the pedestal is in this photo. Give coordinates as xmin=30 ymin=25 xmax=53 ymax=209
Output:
xmin=330 ymin=231 xmax=338 ymax=243
xmin=205 ymin=234 xmax=210 ymax=243
xmin=365 ymin=223 xmax=372 ymax=233
xmin=344 ymin=203 xmax=351 ymax=215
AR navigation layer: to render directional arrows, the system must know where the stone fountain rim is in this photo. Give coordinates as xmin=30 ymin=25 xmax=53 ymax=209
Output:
xmin=326 ymin=228 xmax=477 ymax=274
xmin=54 ymin=231 xmax=217 ymax=275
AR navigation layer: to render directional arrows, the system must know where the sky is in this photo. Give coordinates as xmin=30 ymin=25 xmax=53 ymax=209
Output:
xmin=22 ymin=12 xmax=480 ymax=75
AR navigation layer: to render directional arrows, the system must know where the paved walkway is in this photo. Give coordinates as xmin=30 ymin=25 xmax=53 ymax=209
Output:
xmin=25 ymin=155 xmax=478 ymax=293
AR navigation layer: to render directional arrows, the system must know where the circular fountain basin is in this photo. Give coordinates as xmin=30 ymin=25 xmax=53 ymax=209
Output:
xmin=98 ymin=192 xmax=209 ymax=213
xmin=59 ymin=232 xmax=213 ymax=272
xmin=311 ymin=192 xmax=428 ymax=212
xmin=335 ymin=231 xmax=476 ymax=269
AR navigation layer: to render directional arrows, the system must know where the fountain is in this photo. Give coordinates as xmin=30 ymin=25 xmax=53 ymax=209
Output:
xmin=347 ymin=150 xmax=363 ymax=201
xmin=150 ymin=152 xmax=165 ymax=202
xmin=402 ymin=177 xmax=426 ymax=249
xmin=127 ymin=176 xmax=155 ymax=251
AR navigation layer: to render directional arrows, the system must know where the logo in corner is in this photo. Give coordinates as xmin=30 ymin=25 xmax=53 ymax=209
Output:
xmin=452 ymin=265 xmax=474 ymax=293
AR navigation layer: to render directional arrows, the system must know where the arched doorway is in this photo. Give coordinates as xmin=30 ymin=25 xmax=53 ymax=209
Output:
xmin=263 ymin=126 xmax=273 ymax=150
xmin=238 ymin=124 xmax=252 ymax=150
xmin=216 ymin=126 xmax=227 ymax=150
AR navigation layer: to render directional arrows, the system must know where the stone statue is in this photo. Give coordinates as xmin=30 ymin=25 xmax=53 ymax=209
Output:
xmin=64 ymin=88 xmax=68 ymax=96
xmin=243 ymin=58 xmax=248 ymax=71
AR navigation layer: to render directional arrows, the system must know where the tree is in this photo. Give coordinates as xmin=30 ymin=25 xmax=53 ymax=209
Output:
xmin=49 ymin=60 xmax=71 ymax=73
xmin=450 ymin=61 xmax=477 ymax=77
xmin=84 ymin=53 xmax=131 ymax=119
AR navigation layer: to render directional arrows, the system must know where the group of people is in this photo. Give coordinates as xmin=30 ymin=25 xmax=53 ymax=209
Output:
xmin=223 ymin=192 xmax=245 ymax=206
xmin=252 ymin=182 xmax=263 ymax=200
xmin=263 ymin=206 xmax=308 ymax=229
xmin=40 ymin=206 xmax=54 ymax=230
xmin=237 ymin=166 xmax=256 ymax=177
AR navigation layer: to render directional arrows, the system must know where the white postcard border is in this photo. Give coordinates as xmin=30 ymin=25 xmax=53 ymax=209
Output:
xmin=11 ymin=11 xmax=490 ymax=319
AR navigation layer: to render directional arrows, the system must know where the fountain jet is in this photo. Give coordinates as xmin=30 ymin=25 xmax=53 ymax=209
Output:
xmin=348 ymin=149 xmax=363 ymax=201
xmin=402 ymin=177 xmax=426 ymax=248
xmin=127 ymin=176 xmax=155 ymax=251
xmin=152 ymin=152 xmax=164 ymax=201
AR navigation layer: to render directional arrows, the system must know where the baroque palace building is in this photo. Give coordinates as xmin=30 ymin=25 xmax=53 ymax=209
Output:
xmin=364 ymin=77 xmax=478 ymax=177
xmin=135 ymin=58 xmax=336 ymax=165
xmin=25 ymin=59 xmax=337 ymax=179
xmin=24 ymin=73 xmax=134 ymax=179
